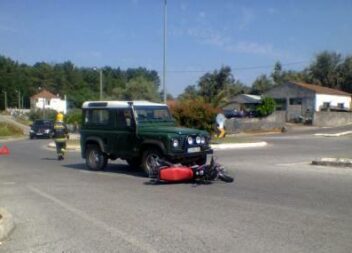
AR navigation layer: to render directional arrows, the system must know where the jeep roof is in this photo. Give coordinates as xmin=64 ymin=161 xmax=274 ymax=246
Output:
xmin=82 ymin=100 xmax=166 ymax=109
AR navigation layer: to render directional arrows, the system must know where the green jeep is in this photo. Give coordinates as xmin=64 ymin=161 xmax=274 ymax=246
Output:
xmin=80 ymin=100 xmax=213 ymax=175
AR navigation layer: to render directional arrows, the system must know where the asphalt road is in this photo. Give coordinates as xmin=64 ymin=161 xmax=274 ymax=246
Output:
xmin=1 ymin=130 xmax=352 ymax=253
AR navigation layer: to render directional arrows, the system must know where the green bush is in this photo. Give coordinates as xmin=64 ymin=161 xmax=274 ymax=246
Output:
xmin=256 ymin=97 xmax=276 ymax=117
xmin=65 ymin=109 xmax=82 ymax=125
xmin=168 ymin=99 xmax=218 ymax=133
xmin=0 ymin=122 xmax=24 ymax=137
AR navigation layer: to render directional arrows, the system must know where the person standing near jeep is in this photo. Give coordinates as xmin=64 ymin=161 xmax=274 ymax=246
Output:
xmin=53 ymin=112 xmax=69 ymax=160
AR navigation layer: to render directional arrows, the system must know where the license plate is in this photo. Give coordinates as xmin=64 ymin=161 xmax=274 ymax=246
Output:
xmin=187 ymin=147 xmax=201 ymax=153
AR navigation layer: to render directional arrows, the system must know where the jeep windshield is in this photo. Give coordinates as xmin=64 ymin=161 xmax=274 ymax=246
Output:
xmin=135 ymin=106 xmax=173 ymax=124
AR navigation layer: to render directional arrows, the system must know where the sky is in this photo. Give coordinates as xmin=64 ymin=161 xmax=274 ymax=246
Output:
xmin=1 ymin=0 xmax=352 ymax=96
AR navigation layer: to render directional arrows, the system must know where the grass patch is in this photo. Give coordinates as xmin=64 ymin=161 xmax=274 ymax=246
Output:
xmin=67 ymin=139 xmax=80 ymax=146
xmin=0 ymin=122 xmax=24 ymax=137
xmin=15 ymin=117 xmax=32 ymax=126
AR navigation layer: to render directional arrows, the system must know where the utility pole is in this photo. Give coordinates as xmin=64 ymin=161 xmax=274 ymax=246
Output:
xmin=17 ymin=90 xmax=21 ymax=109
xmin=3 ymin=91 xmax=7 ymax=110
xmin=94 ymin=67 xmax=103 ymax=101
xmin=100 ymin=69 xmax=103 ymax=101
xmin=163 ymin=0 xmax=167 ymax=103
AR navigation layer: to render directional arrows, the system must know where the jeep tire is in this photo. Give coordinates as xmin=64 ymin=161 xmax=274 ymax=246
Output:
xmin=85 ymin=144 xmax=108 ymax=171
xmin=141 ymin=148 xmax=162 ymax=177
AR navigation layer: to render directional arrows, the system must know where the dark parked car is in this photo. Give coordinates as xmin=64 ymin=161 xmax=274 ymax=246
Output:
xmin=224 ymin=110 xmax=245 ymax=118
xmin=29 ymin=120 xmax=54 ymax=139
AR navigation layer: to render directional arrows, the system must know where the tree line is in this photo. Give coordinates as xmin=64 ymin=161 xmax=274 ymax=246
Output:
xmin=180 ymin=51 xmax=352 ymax=107
xmin=0 ymin=55 xmax=161 ymax=110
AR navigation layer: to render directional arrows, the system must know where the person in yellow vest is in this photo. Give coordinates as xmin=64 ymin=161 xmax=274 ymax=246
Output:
xmin=53 ymin=112 xmax=69 ymax=160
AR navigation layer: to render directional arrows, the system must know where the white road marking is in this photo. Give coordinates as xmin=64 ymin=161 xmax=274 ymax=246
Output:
xmin=276 ymin=162 xmax=310 ymax=167
xmin=27 ymin=185 xmax=157 ymax=253
xmin=1 ymin=182 xmax=16 ymax=185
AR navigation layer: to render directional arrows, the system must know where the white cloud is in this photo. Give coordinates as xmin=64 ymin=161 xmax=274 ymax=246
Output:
xmin=180 ymin=3 xmax=187 ymax=11
xmin=227 ymin=41 xmax=273 ymax=55
xmin=267 ymin=8 xmax=277 ymax=15
xmin=198 ymin=11 xmax=206 ymax=18
xmin=239 ymin=7 xmax=255 ymax=30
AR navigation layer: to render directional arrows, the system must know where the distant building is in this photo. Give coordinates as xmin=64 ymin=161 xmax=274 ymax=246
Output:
xmin=264 ymin=81 xmax=352 ymax=121
xmin=223 ymin=94 xmax=261 ymax=112
xmin=30 ymin=89 xmax=67 ymax=114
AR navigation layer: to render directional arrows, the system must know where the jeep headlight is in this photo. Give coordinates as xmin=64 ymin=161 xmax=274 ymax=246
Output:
xmin=187 ymin=136 xmax=194 ymax=145
xmin=172 ymin=139 xmax=179 ymax=148
xmin=196 ymin=136 xmax=201 ymax=144
xmin=200 ymin=136 xmax=206 ymax=144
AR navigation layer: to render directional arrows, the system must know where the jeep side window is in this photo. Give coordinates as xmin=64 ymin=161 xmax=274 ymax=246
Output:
xmin=116 ymin=109 xmax=134 ymax=128
xmin=84 ymin=109 xmax=110 ymax=126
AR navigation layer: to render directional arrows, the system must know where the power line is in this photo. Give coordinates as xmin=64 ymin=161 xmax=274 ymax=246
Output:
xmin=162 ymin=60 xmax=309 ymax=73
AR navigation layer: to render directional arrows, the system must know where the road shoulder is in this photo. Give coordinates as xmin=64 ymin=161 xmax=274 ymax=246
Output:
xmin=0 ymin=208 xmax=15 ymax=242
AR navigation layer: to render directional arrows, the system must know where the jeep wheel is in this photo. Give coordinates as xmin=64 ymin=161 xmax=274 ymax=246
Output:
xmin=86 ymin=144 xmax=107 ymax=171
xmin=141 ymin=148 xmax=162 ymax=177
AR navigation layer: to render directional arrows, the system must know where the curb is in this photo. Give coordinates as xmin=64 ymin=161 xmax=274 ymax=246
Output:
xmin=0 ymin=208 xmax=15 ymax=241
xmin=314 ymin=131 xmax=352 ymax=137
xmin=312 ymin=157 xmax=352 ymax=168
xmin=211 ymin=141 xmax=267 ymax=150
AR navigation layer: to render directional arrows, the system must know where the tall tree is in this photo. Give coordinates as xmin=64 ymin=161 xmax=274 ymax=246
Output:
xmin=251 ymin=74 xmax=274 ymax=95
xmin=306 ymin=51 xmax=342 ymax=88
xmin=271 ymin=61 xmax=283 ymax=86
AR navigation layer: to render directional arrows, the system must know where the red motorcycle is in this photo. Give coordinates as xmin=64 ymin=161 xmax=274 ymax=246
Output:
xmin=149 ymin=156 xmax=234 ymax=184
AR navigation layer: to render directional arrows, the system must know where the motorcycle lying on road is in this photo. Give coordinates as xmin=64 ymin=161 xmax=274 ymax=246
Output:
xmin=148 ymin=156 xmax=234 ymax=184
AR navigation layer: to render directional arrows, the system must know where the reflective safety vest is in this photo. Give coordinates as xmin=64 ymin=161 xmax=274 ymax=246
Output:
xmin=54 ymin=122 xmax=68 ymax=142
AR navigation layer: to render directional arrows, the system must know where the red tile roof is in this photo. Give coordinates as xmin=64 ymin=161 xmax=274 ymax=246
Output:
xmin=290 ymin=82 xmax=351 ymax=96
xmin=31 ymin=89 xmax=59 ymax=99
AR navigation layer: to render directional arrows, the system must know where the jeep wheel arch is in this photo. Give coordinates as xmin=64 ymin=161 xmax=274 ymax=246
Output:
xmin=83 ymin=137 xmax=106 ymax=157
xmin=141 ymin=146 xmax=163 ymax=177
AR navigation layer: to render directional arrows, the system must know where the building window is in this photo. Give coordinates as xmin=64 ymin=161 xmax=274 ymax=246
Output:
xmin=322 ymin=102 xmax=330 ymax=109
xmin=338 ymin=103 xmax=344 ymax=109
xmin=274 ymin=99 xmax=286 ymax=111
xmin=289 ymin=98 xmax=302 ymax=105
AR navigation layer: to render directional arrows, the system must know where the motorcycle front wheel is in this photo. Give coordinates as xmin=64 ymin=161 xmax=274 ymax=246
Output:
xmin=218 ymin=173 xmax=234 ymax=183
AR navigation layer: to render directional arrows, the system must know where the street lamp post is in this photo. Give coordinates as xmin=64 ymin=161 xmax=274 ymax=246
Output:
xmin=94 ymin=68 xmax=103 ymax=101
xmin=99 ymin=69 xmax=103 ymax=101
xmin=163 ymin=0 xmax=167 ymax=103
xmin=16 ymin=90 xmax=21 ymax=109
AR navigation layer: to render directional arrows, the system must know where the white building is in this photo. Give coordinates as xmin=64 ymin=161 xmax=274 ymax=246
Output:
xmin=265 ymin=81 xmax=352 ymax=121
xmin=30 ymin=89 xmax=67 ymax=114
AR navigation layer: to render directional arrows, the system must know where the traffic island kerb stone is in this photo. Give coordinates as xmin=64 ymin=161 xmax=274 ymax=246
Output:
xmin=0 ymin=208 xmax=15 ymax=242
xmin=312 ymin=158 xmax=352 ymax=168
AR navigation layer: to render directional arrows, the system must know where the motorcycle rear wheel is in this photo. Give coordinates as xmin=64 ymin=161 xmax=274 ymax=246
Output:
xmin=218 ymin=173 xmax=234 ymax=183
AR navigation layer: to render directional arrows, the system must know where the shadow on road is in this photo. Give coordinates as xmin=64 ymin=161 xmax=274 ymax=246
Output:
xmin=62 ymin=162 xmax=146 ymax=178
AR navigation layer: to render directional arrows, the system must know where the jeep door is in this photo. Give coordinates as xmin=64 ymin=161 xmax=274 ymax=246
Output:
xmin=113 ymin=108 xmax=137 ymax=158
